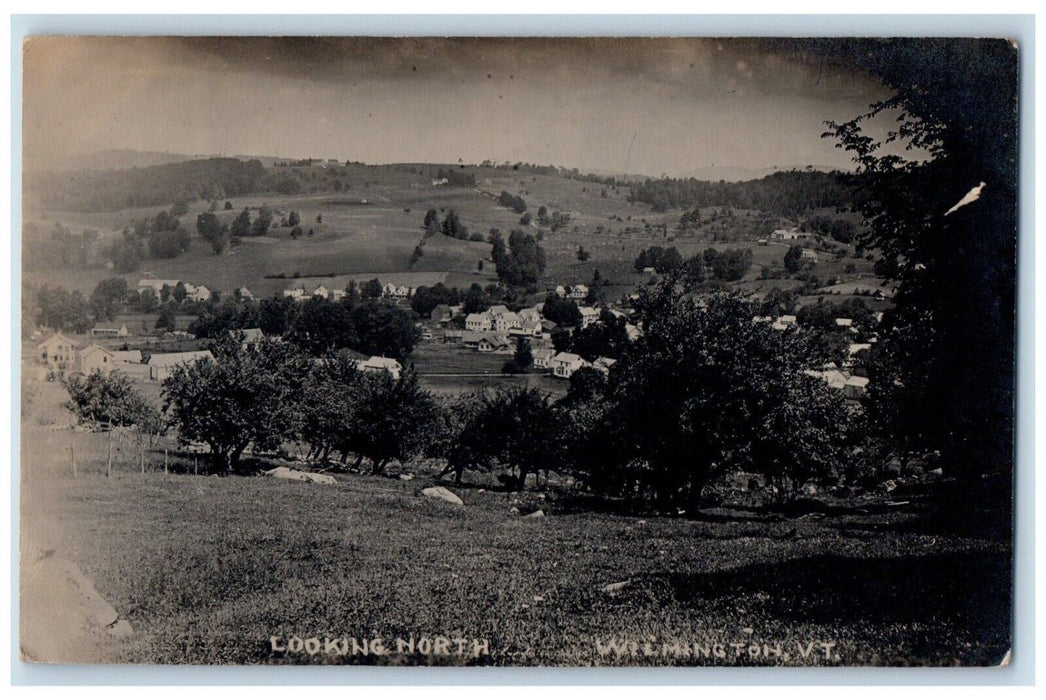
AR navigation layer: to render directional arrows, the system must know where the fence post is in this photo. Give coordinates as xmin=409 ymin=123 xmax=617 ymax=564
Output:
xmin=164 ymin=448 xmax=168 ymax=474
xmin=106 ymin=426 xmax=114 ymax=480
xmin=71 ymin=437 xmax=77 ymax=478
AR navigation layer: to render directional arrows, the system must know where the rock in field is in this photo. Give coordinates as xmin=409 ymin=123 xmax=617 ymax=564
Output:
xmin=601 ymin=580 xmax=632 ymax=595
xmin=264 ymin=467 xmax=336 ymax=485
xmin=523 ymin=509 xmax=545 ymax=519
xmin=421 ymin=486 xmax=464 ymax=505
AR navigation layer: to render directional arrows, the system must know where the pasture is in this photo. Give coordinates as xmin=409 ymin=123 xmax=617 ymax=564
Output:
xmin=20 ymin=376 xmax=1011 ymax=666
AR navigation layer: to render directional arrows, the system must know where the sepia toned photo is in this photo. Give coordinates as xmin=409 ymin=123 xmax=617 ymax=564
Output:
xmin=18 ymin=35 xmax=1018 ymax=667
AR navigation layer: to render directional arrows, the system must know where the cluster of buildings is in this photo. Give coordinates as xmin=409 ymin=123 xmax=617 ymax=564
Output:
xmin=429 ymin=298 xmax=637 ymax=381
xmin=35 ymin=332 xmax=214 ymax=383
xmin=282 ymin=282 xmax=415 ymax=302
xmin=34 ymin=328 xmax=404 ymax=385
xmin=136 ymin=278 xmax=217 ymax=303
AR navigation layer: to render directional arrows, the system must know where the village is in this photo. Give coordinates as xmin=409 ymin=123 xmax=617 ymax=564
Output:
xmin=31 ymin=269 xmax=874 ymax=401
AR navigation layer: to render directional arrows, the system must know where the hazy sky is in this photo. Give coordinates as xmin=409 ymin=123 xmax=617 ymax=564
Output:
xmin=23 ymin=37 xmax=896 ymax=177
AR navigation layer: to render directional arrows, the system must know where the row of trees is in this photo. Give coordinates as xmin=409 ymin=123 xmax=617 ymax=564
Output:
xmin=627 ymin=170 xmax=852 ymax=216
xmin=189 ymin=294 xmax=419 ymax=361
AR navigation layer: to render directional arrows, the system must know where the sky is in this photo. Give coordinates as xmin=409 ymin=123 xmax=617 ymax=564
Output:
xmin=22 ymin=37 xmax=897 ymax=177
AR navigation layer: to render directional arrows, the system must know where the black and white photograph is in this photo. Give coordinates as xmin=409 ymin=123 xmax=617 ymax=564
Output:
xmin=17 ymin=34 xmax=1019 ymax=668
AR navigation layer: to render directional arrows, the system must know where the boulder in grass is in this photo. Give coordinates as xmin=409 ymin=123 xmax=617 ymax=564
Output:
xmin=399 ymin=473 xmax=415 ymax=482
xmin=601 ymin=580 xmax=632 ymax=596
xmin=264 ymin=467 xmax=336 ymax=485
xmin=422 ymin=486 xmax=463 ymax=505
xmin=523 ymin=509 xmax=545 ymax=519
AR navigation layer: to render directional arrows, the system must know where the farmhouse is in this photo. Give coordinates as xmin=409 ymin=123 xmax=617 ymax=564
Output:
xmin=191 ymin=285 xmax=211 ymax=302
xmin=442 ymin=330 xmax=464 ymax=344
xmin=430 ymin=305 xmax=454 ymax=324
xmin=312 ymin=285 xmax=330 ymax=299
xmin=466 ymin=313 xmax=492 ymax=331
xmin=568 ymin=285 xmax=589 ymax=300
xmin=770 ymin=229 xmax=811 ymax=241
xmin=551 ymin=352 xmax=587 ymax=379
xmin=835 ymin=317 xmax=854 ymax=329
xmin=625 ymin=323 xmax=642 ymax=342
xmin=147 ymin=350 xmax=214 ymax=382
xmin=283 ymin=288 xmax=306 ymax=300
xmin=237 ymin=287 xmax=254 ymax=300
xmin=90 ymin=323 xmax=129 ymax=338
xmin=37 ymin=333 xmax=77 ymax=371
xmin=800 ymin=249 xmax=819 ymax=263
xmin=532 ymin=348 xmax=556 ymax=370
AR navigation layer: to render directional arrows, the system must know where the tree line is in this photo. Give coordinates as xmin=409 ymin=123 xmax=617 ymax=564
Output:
xmin=628 ymin=170 xmax=853 ymax=217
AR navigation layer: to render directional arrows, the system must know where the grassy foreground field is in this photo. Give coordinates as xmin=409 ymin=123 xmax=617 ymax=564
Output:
xmin=21 ymin=409 xmax=1011 ymax=666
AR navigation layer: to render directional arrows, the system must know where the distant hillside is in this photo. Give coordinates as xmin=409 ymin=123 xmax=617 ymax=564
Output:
xmin=27 ymin=157 xmax=274 ymax=211
xmin=679 ymin=164 xmax=841 ymax=182
xmin=627 ymin=169 xmax=854 ymax=218
xmin=57 ymin=149 xmax=199 ymax=172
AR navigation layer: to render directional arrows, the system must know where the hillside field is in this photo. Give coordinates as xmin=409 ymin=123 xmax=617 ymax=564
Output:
xmin=20 ymin=376 xmax=1011 ymax=666
xmin=24 ymin=165 xmax=880 ymax=304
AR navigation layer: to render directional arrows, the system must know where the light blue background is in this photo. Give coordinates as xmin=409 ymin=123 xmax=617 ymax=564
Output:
xmin=9 ymin=13 xmax=1036 ymax=686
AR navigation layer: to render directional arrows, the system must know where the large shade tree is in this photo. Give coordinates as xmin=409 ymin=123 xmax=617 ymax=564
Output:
xmin=821 ymin=39 xmax=1017 ymax=496
xmin=162 ymin=337 xmax=310 ymax=473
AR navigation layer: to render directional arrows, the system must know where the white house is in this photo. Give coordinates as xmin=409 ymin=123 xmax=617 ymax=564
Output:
xmin=355 ymin=356 xmax=402 ymax=380
xmin=90 ymin=323 xmax=130 ymax=338
xmin=79 ymin=345 xmax=143 ymax=376
xmin=770 ymin=229 xmax=811 ymax=241
xmin=283 ymin=288 xmax=306 ymax=300
xmin=835 ymin=317 xmax=854 ymax=328
xmin=554 ymin=285 xmax=566 ymax=297
xmin=492 ymin=310 xmax=522 ymax=332
xmin=509 ymin=319 xmax=543 ymax=337
xmin=312 ymin=285 xmax=330 ymax=299
xmin=532 ymin=348 xmax=556 ymax=370
xmin=147 ymin=350 xmax=214 ymax=382
xmin=552 ymin=352 xmax=587 ymax=379
xmin=800 ymin=249 xmax=819 ymax=263
xmin=625 ymin=323 xmax=643 ymax=342
xmin=191 ymin=285 xmax=211 ymax=302
xmin=579 ymin=306 xmax=600 ymax=329
xmin=568 ymin=285 xmax=589 ymax=300
xmin=592 ymin=356 xmax=617 ymax=376
xmin=37 ymin=333 xmax=78 ymax=371
xmin=466 ymin=313 xmax=492 ymax=331
xmin=519 ymin=308 xmax=542 ymax=324
xmin=237 ymin=287 xmax=254 ymax=301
